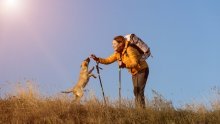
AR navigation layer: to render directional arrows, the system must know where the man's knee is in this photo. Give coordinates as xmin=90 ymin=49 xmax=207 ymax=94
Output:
xmin=133 ymin=87 xmax=140 ymax=96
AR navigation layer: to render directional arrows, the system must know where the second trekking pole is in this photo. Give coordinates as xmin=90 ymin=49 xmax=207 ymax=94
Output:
xmin=119 ymin=67 xmax=122 ymax=106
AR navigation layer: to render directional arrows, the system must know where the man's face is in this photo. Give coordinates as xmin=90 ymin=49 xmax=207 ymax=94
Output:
xmin=112 ymin=40 xmax=119 ymax=51
xmin=112 ymin=40 xmax=124 ymax=52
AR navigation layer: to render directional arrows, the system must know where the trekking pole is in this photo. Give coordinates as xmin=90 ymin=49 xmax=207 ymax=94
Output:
xmin=118 ymin=67 xmax=122 ymax=106
xmin=95 ymin=62 xmax=106 ymax=105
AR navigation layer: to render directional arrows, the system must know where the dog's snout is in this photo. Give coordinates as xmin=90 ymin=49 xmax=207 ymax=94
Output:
xmin=85 ymin=57 xmax=90 ymax=63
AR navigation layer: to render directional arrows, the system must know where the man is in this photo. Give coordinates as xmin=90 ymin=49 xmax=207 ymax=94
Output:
xmin=90 ymin=35 xmax=149 ymax=108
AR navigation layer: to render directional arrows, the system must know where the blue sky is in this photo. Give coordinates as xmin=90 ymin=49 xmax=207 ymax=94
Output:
xmin=0 ymin=0 xmax=219 ymax=107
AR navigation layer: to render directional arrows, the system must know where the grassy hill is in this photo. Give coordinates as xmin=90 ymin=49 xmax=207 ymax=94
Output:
xmin=0 ymin=81 xmax=220 ymax=123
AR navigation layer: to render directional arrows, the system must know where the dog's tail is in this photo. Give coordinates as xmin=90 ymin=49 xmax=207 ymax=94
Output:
xmin=61 ymin=90 xmax=72 ymax=94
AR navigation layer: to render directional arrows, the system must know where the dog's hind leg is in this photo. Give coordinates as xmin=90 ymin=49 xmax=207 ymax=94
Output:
xmin=73 ymin=95 xmax=81 ymax=103
xmin=73 ymin=90 xmax=83 ymax=103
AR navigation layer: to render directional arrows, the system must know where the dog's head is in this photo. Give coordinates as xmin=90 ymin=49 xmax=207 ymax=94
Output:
xmin=81 ymin=57 xmax=90 ymax=68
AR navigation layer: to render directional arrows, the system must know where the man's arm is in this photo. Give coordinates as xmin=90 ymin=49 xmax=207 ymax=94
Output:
xmin=98 ymin=53 xmax=117 ymax=64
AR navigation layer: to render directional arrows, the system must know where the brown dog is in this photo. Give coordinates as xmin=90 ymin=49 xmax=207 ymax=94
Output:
xmin=61 ymin=57 xmax=96 ymax=102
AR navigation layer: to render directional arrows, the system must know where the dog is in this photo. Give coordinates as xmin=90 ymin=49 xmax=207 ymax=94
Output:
xmin=61 ymin=57 xmax=96 ymax=102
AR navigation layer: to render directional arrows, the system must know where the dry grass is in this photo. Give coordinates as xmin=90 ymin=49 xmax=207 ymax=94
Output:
xmin=0 ymin=81 xmax=220 ymax=124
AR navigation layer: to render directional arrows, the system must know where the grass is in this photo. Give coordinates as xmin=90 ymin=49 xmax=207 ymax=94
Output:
xmin=0 ymin=81 xmax=220 ymax=124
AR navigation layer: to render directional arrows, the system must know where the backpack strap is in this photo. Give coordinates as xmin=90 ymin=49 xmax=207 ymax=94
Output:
xmin=129 ymin=44 xmax=144 ymax=55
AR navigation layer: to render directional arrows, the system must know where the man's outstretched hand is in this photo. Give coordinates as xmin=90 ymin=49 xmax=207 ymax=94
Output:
xmin=90 ymin=54 xmax=99 ymax=62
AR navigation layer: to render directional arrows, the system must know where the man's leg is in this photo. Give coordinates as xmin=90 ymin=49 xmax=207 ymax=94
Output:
xmin=132 ymin=68 xmax=149 ymax=108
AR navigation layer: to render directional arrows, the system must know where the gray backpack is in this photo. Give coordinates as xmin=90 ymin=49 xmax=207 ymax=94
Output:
xmin=124 ymin=34 xmax=152 ymax=60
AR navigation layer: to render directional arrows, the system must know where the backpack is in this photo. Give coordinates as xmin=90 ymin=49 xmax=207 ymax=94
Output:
xmin=124 ymin=34 xmax=152 ymax=60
